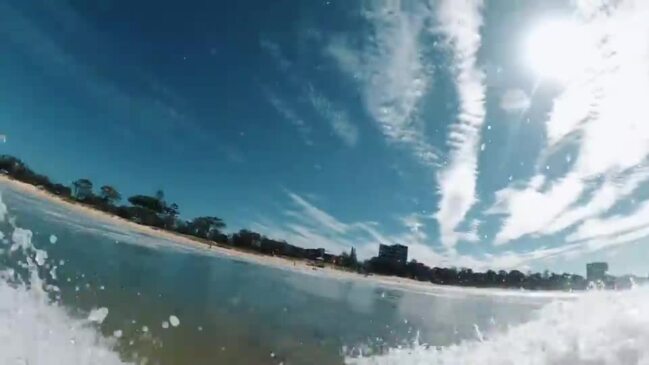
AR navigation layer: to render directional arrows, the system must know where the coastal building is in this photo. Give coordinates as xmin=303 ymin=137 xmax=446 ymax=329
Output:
xmin=305 ymin=248 xmax=325 ymax=261
xmin=586 ymin=262 xmax=608 ymax=282
xmin=378 ymin=244 xmax=408 ymax=264
xmin=322 ymin=252 xmax=341 ymax=265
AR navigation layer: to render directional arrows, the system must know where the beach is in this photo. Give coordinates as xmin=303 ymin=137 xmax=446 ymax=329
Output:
xmin=0 ymin=175 xmax=587 ymax=365
xmin=0 ymin=175 xmax=344 ymax=274
xmin=0 ymin=175 xmax=577 ymax=300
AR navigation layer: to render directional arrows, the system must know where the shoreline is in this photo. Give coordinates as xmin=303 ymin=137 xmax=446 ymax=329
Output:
xmin=0 ymin=175 xmax=577 ymax=299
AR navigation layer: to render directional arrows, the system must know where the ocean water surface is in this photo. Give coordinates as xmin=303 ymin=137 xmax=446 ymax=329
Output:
xmin=1 ymin=186 xmax=648 ymax=365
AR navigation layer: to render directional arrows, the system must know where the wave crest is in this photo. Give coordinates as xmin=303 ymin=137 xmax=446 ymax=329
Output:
xmin=0 ymin=192 xmax=129 ymax=365
xmin=346 ymin=288 xmax=649 ymax=365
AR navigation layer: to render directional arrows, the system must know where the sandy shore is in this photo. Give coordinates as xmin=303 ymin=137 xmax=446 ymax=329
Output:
xmin=0 ymin=176 xmax=373 ymax=276
xmin=0 ymin=175 xmax=576 ymax=299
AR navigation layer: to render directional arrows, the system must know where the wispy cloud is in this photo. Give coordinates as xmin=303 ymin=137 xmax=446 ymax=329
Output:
xmin=306 ymin=85 xmax=359 ymax=147
xmin=250 ymin=192 xmax=569 ymax=272
xmin=260 ymin=38 xmax=291 ymax=72
xmin=434 ymin=0 xmax=486 ymax=248
xmin=568 ymin=198 xmax=649 ymax=244
xmin=489 ymin=173 xmax=584 ymax=245
xmin=326 ymin=1 xmax=438 ymax=164
xmin=500 ymin=88 xmax=531 ymax=113
xmin=264 ymin=87 xmax=313 ymax=145
xmin=488 ymin=0 xmax=649 ymax=253
xmin=252 ymin=191 xmax=389 ymax=257
xmin=543 ymin=168 xmax=649 ymax=235
xmin=260 ymin=38 xmax=359 ymax=147
xmin=286 ymin=192 xmax=350 ymax=234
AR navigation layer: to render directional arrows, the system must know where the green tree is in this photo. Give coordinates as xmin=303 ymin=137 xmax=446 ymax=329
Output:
xmin=349 ymin=247 xmax=358 ymax=265
xmin=162 ymin=202 xmax=180 ymax=230
xmin=72 ymin=178 xmax=93 ymax=200
xmin=341 ymin=247 xmax=358 ymax=268
xmin=188 ymin=216 xmax=226 ymax=239
xmin=128 ymin=194 xmax=165 ymax=213
xmin=100 ymin=185 xmax=121 ymax=205
xmin=155 ymin=189 xmax=165 ymax=202
xmin=231 ymin=229 xmax=261 ymax=248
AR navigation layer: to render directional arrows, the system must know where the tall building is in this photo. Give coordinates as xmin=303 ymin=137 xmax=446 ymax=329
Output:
xmin=378 ymin=244 xmax=408 ymax=264
xmin=586 ymin=262 xmax=608 ymax=282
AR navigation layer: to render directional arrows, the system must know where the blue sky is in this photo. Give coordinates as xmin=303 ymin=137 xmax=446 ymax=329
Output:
xmin=2 ymin=0 xmax=649 ymax=275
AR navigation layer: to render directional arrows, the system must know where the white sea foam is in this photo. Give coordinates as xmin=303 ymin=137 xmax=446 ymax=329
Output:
xmin=0 ymin=192 xmax=130 ymax=365
xmin=0 ymin=193 xmax=7 ymax=222
xmin=0 ymin=279 xmax=128 ymax=365
xmin=88 ymin=307 xmax=110 ymax=324
xmin=169 ymin=315 xmax=180 ymax=327
xmin=346 ymin=287 xmax=649 ymax=365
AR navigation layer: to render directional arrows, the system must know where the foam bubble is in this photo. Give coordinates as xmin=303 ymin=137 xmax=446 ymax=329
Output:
xmin=88 ymin=307 xmax=109 ymax=324
xmin=49 ymin=234 xmax=58 ymax=244
xmin=345 ymin=288 xmax=649 ymax=365
xmin=169 ymin=315 xmax=180 ymax=327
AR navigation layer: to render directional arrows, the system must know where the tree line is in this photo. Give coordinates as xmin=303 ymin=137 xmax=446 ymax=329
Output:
xmin=0 ymin=154 xmax=598 ymax=291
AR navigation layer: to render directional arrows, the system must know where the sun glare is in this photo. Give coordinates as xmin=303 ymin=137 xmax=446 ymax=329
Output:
xmin=525 ymin=18 xmax=594 ymax=84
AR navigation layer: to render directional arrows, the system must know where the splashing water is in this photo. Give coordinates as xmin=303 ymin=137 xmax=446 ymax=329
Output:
xmin=0 ymin=277 xmax=128 ymax=365
xmin=0 ymin=193 xmax=130 ymax=365
xmin=346 ymin=288 xmax=649 ymax=365
xmin=4 ymin=189 xmax=649 ymax=365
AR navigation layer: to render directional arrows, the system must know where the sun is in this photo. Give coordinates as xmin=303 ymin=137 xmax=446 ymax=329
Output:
xmin=525 ymin=18 xmax=594 ymax=84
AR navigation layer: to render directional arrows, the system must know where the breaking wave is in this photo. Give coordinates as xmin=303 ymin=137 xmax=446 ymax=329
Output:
xmin=0 ymin=193 xmax=129 ymax=365
xmin=4 ymin=189 xmax=649 ymax=365
xmin=346 ymin=286 xmax=649 ymax=365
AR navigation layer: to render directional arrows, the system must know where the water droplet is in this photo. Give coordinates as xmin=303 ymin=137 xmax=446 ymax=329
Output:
xmin=169 ymin=315 xmax=180 ymax=327
xmin=88 ymin=307 xmax=109 ymax=324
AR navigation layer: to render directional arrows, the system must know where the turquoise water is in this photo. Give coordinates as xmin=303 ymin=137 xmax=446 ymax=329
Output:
xmin=0 ymin=186 xmax=555 ymax=364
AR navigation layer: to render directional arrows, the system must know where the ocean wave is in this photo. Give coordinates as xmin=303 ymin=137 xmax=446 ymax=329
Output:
xmin=0 ymin=192 xmax=130 ymax=365
xmin=345 ymin=287 xmax=649 ymax=365
xmin=0 ymin=277 xmax=129 ymax=365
